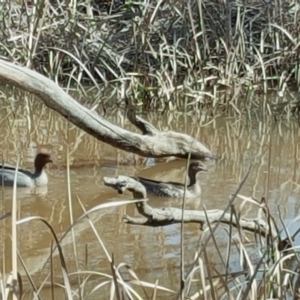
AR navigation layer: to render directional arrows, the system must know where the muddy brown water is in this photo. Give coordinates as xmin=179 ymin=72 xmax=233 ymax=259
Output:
xmin=1 ymin=101 xmax=300 ymax=298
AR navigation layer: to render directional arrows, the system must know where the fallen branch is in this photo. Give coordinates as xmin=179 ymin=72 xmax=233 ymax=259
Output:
xmin=0 ymin=60 xmax=216 ymax=160
xmin=103 ymin=175 xmax=274 ymax=237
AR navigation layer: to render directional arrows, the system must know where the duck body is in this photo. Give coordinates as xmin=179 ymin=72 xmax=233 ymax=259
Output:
xmin=134 ymin=177 xmax=199 ymax=198
xmin=133 ymin=161 xmax=207 ymax=199
xmin=0 ymin=153 xmax=52 ymax=188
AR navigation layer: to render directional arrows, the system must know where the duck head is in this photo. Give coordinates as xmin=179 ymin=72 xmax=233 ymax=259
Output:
xmin=188 ymin=161 xmax=208 ymax=174
xmin=34 ymin=153 xmax=53 ymax=172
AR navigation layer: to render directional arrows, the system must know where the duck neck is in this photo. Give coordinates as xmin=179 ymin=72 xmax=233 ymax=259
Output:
xmin=33 ymin=166 xmax=44 ymax=178
xmin=187 ymin=170 xmax=202 ymax=196
xmin=187 ymin=170 xmax=198 ymax=187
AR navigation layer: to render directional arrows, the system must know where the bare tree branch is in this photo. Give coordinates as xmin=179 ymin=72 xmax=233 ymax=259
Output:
xmin=0 ymin=60 xmax=216 ymax=160
xmin=103 ymin=176 xmax=273 ymax=237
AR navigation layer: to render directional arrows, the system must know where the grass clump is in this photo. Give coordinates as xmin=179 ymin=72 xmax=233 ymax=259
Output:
xmin=0 ymin=0 xmax=299 ymax=110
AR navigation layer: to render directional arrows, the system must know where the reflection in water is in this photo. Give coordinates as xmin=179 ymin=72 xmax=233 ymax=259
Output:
xmin=1 ymin=97 xmax=300 ymax=298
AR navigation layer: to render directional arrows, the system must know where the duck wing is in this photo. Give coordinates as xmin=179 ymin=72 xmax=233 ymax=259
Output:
xmin=132 ymin=176 xmax=185 ymax=197
xmin=0 ymin=165 xmax=34 ymax=187
xmin=136 ymin=176 xmax=185 ymax=188
xmin=0 ymin=164 xmax=33 ymax=177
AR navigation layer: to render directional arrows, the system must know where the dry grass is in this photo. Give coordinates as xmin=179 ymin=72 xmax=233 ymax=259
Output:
xmin=0 ymin=0 xmax=299 ymax=111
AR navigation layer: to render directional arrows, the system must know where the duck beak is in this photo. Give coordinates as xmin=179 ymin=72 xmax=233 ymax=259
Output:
xmin=47 ymin=158 xmax=53 ymax=164
xmin=200 ymin=166 xmax=208 ymax=172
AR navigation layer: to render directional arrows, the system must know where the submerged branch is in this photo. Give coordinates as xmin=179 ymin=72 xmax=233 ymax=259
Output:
xmin=103 ymin=176 xmax=273 ymax=237
xmin=0 ymin=60 xmax=216 ymax=160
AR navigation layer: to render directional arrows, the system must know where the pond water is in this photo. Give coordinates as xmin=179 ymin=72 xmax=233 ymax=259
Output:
xmin=0 ymin=99 xmax=300 ymax=299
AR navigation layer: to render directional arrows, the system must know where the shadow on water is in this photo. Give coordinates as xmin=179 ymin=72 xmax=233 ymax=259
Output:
xmin=1 ymin=97 xmax=300 ymax=298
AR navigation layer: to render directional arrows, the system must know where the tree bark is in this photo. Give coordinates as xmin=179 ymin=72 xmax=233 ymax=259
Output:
xmin=0 ymin=59 xmax=216 ymax=160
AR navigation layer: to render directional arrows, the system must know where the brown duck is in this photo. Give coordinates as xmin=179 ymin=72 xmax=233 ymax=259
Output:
xmin=133 ymin=161 xmax=207 ymax=198
xmin=0 ymin=153 xmax=52 ymax=187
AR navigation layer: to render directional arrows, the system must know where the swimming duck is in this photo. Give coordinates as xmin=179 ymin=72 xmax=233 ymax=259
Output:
xmin=0 ymin=153 xmax=52 ymax=187
xmin=133 ymin=161 xmax=207 ymax=198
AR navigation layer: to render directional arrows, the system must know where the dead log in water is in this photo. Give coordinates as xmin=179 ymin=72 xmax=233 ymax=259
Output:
xmin=103 ymin=175 xmax=276 ymax=238
xmin=0 ymin=59 xmax=216 ymax=160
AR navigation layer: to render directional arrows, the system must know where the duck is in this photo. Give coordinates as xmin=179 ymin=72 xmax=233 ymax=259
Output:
xmin=133 ymin=161 xmax=207 ymax=198
xmin=0 ymin=153 xmax=52 ymax=187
